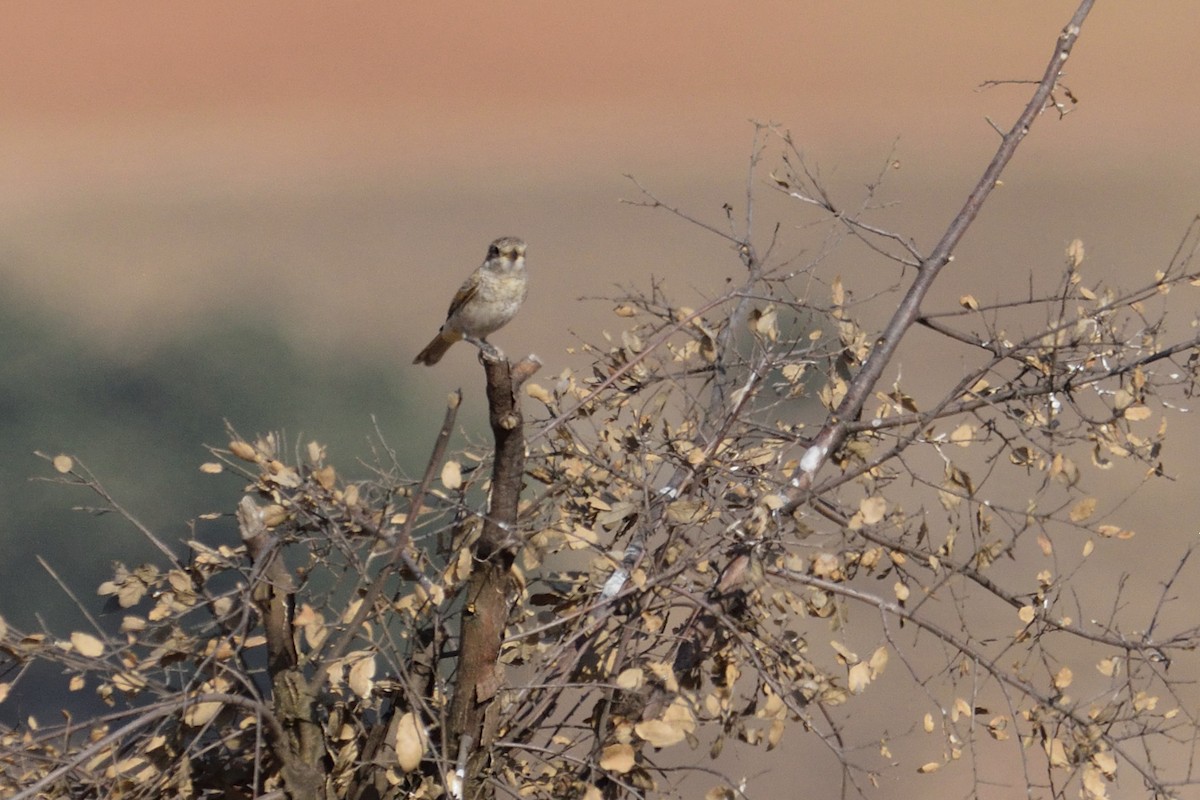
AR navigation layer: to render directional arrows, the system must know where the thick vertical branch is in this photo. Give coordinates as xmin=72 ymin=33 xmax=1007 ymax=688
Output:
xmin=238 ymin=497 xmax=327 ymax=800
xmin=448 ymin=354 xmax=541 ymax=798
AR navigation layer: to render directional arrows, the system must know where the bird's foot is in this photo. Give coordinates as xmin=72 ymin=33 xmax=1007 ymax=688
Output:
xmin=468 ymin=337 xmax=506 ymax=363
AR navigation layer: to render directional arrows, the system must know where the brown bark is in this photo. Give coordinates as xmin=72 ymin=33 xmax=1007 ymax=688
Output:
xmin=447 ymin=354 xmax=540 ymax=798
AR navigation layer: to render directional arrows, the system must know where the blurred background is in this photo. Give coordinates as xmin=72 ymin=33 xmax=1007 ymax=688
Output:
xmin=3 ymin=1 xmax=1199 ymax=794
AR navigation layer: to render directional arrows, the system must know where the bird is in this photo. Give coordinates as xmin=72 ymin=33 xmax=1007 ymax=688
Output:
xmin=413 ymin=236 xmax=529 ymax=366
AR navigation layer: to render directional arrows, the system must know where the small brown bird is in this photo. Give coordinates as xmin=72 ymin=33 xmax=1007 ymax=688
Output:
xmin=413 ymin=236 xmax=529 ymax=366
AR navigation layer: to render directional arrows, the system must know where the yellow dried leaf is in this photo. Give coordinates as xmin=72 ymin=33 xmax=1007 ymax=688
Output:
xmin=199 ymin=462 xmax=223 ymax=474
xmin=1045 ymin=737 xmax=1070 ymax=768
xmin=831 ymin=276 xmax=845 ymax=307
xmin=953 ymin=697 xmax=971 ymax=720
xmin=441 ymin=461 xmax=462 ymax=491
xmin=656 ymin=697 xmax=695 ymax=735
xmin=1066 ymin=238 xmax=1085 ymax=268
xmin=1082 ymin=766 xmax=1108 ymax=799
xmin=847 ymin=661 xmax=872 ymax=694
xmin=228 ymin=441 xmax=257 ymax=462
xmin=812 ymin=553 xmax=841 ymax=578
xmin=1053 ymin=666 xmax=1073 ymax=690
xmin=635 ymin=719 xmax=686 ymax=748
xmin=949 ymin=423 xmax=973 ymax=447
xmin=1123 ymin=405 xmax=1152 ymax=421
xmin=959 ymin=294 xmax=979 ymax=310
xmin=894 ymin=582 xmax=910 ymax=602
xmin=599 ymin=743 xmax=635 ymax=773
xmin=829 ymin=640 xmax=857 ymax=664
xmin=1096 ymin=657 xmax=1117 ymax=677
xmin=615 ymin=668 xmax=644 ymax=690
xmin=313 ymin=465 xmax=336 ymax=491
xmin=112 ymin=672 xmax=147 ymax=693
xmin=923 ymin=713 xmax=935 ymax=733
xmin=1069 ymin=497 xmax=1097 ymax=522
xmin=394 ymin=711 xmax=428 ymax=772
xmin=665 ymin=499 xmax=707 ymax=525
xmin=525 ymin=382 xmax=553 ymax=403
xmin=53 ymin=455 xmax=74 ymax=474
xmin=917 ymin=762 xmax=940 ymax=774
xmin=183 ymin=700 xmax=223 ymax=727
xmin=1091 ymin=751 xmax=1117 ymax=777
xmin=348 ymin=653 xmax=376 ymax=699
xmin=859 ymin=496 xmax=886 ymax=525
xmin=70 ymin=632 xmax=105 ymax=658
xmin=868 ymin=646 xmax=888 ymax=676
xmin=987 ymin=716 xmax=1009 ymax=740
xmin=261 ymin=504 xmax=289 ymax=527
xmin=1018 ymin=605 xmax=1036 ymax=624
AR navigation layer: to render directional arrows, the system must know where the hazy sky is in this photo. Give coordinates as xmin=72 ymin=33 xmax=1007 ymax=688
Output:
xmin=1 ymin=2 xmax=1197 ymax=363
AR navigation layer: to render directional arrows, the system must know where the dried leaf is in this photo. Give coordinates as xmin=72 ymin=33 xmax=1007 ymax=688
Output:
xmin=987 ymin=716 xmax=1009 ymax=740
xmin=348 ymin=653 xmax=376 ymax=699
xmin=599 ymin=743 xmax=635 ymax=773
xmin=1069 ymin=497 xmax=1097 ymax=523
xmin=70 ymin=632 xmax=104 ymax=658
xmin=1123 ymin=405 xmax=1152 ymax=421
xmin=749 ymin=305 xmax=779 ymax=342
xmin=313 ymin=465 xmax=336 ymax=491
xmin=949 ymin=423 xmax=973 ymax=447
xmin=183 ymin=699 xmax=223 ymax=727
xmin=1091 ymin=751 xmax=1117 ymax=778
xmin=868 ymin=646 xmax=888 ymax=676
xmin=616 ymin=668 xmax=644 ymax=690
xmin=847 ymin=661 xmax=872 ymax=694
xmin=831 ymin=276 xmax=845 ymax=307
xmin=441 ymin=461 xmax=462 ymax=491
xmin=53 ymin=455 xmax=74 ymax=474
xmin=1066 ymin=238 xmax=1085 ymax=268
xmin=665 ymin=499 xmax=707 ymax=525
xmin=859 ymin=496 xmax=886 ymax=525
xmin=228 ymin=441 xmax=258 ymax=462
xmin=394 ymin=711 xmax=428 ymax=772
xmin=1045 ymin=736 xmax=1070 ymax=768
xmin=526 ymin=382 xmax=553 ymax=404
xmin=1082 ymin=766 xmax=1108 ymax=799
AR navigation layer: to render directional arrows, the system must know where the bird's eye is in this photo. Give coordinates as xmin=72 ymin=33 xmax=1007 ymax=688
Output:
xmin=488 ymin=246 xmax=499 ymax=258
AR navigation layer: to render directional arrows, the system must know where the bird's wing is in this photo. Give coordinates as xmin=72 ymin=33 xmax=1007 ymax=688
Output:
xmin=445 ymin=270 xmax=480 ymax=321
